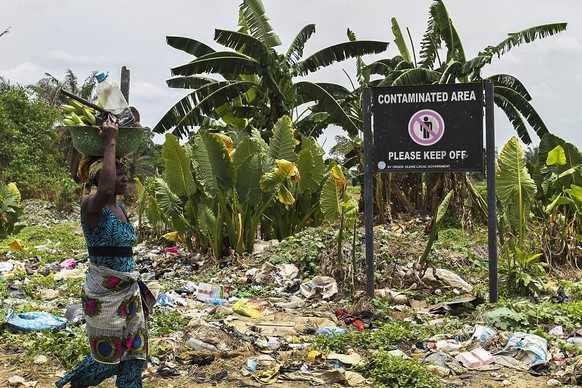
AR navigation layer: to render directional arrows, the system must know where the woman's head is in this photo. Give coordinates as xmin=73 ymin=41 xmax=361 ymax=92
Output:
xmin=77 ymin=155 xmax=127 ymax=192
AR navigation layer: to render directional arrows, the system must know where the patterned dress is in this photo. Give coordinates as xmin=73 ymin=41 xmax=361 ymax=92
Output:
xmin=56 ymin=203 xmax=147 ymax=388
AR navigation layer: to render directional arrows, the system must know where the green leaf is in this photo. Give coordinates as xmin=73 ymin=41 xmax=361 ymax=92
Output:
xmin=391 ymin=68 xmax=441 ymax=86
xmin=268 ymin=116 xmax=297 ymax=162
xmin=391 ymin=18 xmax=411 ymax=63
xmin=235 ymin=153 xmax=264 ymax=207
xmin=171 ymin=52 xmax=259 ymax=77
xmin=492 ymin=93 xmax=532 ymax=145
xmin=154 ymin=80 xmax=255 ymax=137
xmin=238 ymin=0 xmax=282 ymax=49
xmin=191 ymin=130 xmax=235 ymax=198
xmin=494 ymin=85 xmax=549 ymax=142
xmin=496 ymin=136 xmax=537 ymax=244
xmin=154 ymin=178 xmax=189 ymax=234
xmin=166 ymin=36 xmax=215 ymax=58
xmin=196 ymin=202 xmax=216 ymax=236
xmin=161 ymin=133 xmax=196 ymax=197
xmin=296 ymin=40 xmax=389 ymax=76
xmin=564 ymin=184 xmax=582 ymax=210
xmin=435 ymin=190 xmax=454 ymax=226
xmin=320 ymin=174 xmax=341 ymax=222
xmin=297 ymin=137 xmax=325 ymax=195
xmin=214 ymin=29 xmax=276 ymax=66
xmin=497 ymin=137 xmax=537 ymax=204
xmin=285 ymin=24 xmax=316 ymax=64
xmin=546 ymin=145 xmax=566 ymax=166
xmin=295 ymin=81 xmax=360 ymax=136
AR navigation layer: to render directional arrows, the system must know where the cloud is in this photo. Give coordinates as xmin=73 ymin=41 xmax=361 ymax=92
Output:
xmin=0 ymin=61 xmax=49 ymax=85
xmin=44 ymin=50 xmax=112 ymax=66
xmin=131 ymin=81 xmax=177 ymax=102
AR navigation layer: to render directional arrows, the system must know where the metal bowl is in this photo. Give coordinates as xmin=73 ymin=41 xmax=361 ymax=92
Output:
xmin=68 ymin=126 xmax=145 ymax=157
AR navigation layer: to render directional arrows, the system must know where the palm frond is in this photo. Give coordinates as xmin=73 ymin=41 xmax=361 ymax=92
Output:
xmin=285 ymin=24 xmax=316 ymax=65
xmin=154 ymin=81 xmax=256 ymax=137
xmin=486 ymin=23 xmax=566 ymax=58
xmin=214 ymin=29 xmax=276 ymax=66
xmin=296 ymin=40 xmax=389 ymax=76
xmin=464 ymin=23 xmax=567 ymax=77
xmin=166 ymin=36 xmax=215 ymax=58
xmin=391 ymin=68 xmax=441 ymax=86
xmin=295 ymin=81 xmax=360 ymax=136
xmin=494 ymin=84 xmax=549 ymax=141
xmin=493 ymin=93 xmax=532 ymax=145
xmin=391 ymin=18 xmax=411 ymax=63
xmin=166 ymin=76 xmax=216 ymax=90
xmin=418 ymin=2 xmax=442 ymax=69
xmin=239 ymin=0 xmax=281 ymax=49
xmin=431 ymin=0 xmax=466 ymax=64
xmin=366 ymin=57 xmax=404 ymax=76
xmin=439 ymin=61 xmax=462 ymax=84
xmin=487 ymin=74 xmax=531 ymax=100
xmin=171 ymin=52 xmax=259 ymax=77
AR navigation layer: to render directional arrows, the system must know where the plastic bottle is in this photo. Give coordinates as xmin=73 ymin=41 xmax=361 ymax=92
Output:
xmin=186 ymin=337 xmax=219 ymax=352
xmin=95 ymin=71 xmax=128 ymax=115
xmin=204 ymin=297 xmax=232 ymax=307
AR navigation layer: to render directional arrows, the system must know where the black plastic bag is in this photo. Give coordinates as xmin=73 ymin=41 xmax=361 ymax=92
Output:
xmin=96 ymin=108 xmax=135 ymax=127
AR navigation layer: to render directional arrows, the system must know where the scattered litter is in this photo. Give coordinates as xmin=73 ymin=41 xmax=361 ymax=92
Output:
xmin=59 ymin=258 xmax=76 ymax=270
xmin=472 ymin=325 xmax=497 ymax=344
xmin=315 ymin=326 xmax=348 ymax=338
xmin=64 ymin=304 xmax=85 ymax=326
xmin=422 ymin=268 xmax=473 ymax=292
xmin=300 ymin=276 xmax=338 ymax=299
xmin=494 ymin=332 xmax=548 ymax=366
xmin=232 ymin=298 xmax=266 ymax=318
xmin=455 ymin=347 xmax=495 ymax=369
xmin=4 ymin=308 xmax=67 ymax=332
xmin=186 ymin=337 xmax=219 ymax=353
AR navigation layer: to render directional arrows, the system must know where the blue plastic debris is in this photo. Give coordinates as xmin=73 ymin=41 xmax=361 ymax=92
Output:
xmin=4 ymin=308 xmax=67 ymax=332
xmin=315 ymin=326 xmax=348 ymax=338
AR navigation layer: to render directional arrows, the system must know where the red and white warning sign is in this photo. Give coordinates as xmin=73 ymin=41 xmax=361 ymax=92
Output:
xmin=408 ymin=109 xmax=444 ymax=146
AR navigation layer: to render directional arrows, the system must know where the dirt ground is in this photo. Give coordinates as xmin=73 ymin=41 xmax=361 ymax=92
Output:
xmin=1 ymin=203 xmax=581 ymax=387
xmin=0 ymin=355 xmax=570 ymax=388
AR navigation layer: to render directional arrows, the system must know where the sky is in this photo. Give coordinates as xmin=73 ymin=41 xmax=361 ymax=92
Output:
xmin=2 ymin=0 xmax=582 ymax=153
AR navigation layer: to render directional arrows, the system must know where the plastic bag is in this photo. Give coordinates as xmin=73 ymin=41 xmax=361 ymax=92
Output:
xmin=96 ymin=109 xmax=135 ymax=127
xmin=232 ymin=298 xmax=266 ymax=318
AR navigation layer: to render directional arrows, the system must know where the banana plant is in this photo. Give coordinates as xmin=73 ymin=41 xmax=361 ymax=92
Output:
xmin=535 ymin=134 xmax=582 ymax=265
xmin=496 ymin=136 xmax=537 ymax=248
xmin=153 ymin=116 xmax=329 ymax=259
xmin=418 ymin=190 xmax=454 ymax=274
xmin=320 ymin=163 xmax=358 ymax=265
xmin=496 ymin=136 xmax=545 ymax=296
xmin=154 ymin=0 xmax=388 ymax=139
xmin=0 ymin=181 xmax=23 ymax=240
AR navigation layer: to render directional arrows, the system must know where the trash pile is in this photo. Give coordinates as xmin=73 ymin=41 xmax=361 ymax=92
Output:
xmin=1 ymin=215 xmax=582 ymax=387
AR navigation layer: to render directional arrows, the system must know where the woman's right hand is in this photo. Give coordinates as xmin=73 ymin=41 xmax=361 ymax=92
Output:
xmin=98 ymin=119 xmax=119 ymax=143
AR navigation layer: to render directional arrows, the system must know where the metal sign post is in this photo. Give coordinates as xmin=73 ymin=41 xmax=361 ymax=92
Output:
xmin=363 ymin=88 xmax=375 ymax=298
xmin=485 ymin=83 xmax=498 ymax=303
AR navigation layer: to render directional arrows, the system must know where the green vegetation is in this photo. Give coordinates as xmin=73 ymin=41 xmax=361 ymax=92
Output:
xmin=0 ymin=221 xmax=85 ymax=262
xmin=148 ymin=308 xmax=189 ymax=336
xmin=0 ymin=88 xmax=71 ymax=201
xmin=266 ymin=226 xmax=336 ymax=276
xmin=0 ymin=181 xmax=23 ymax=239
xmin=356 ymin=352 xmax=445 ymax=388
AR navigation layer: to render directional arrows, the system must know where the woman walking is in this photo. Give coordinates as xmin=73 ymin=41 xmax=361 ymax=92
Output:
xmin=56 ymin=120 xmax=153 ymax=387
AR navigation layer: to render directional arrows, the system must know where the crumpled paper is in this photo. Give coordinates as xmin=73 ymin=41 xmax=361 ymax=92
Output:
xmin=300 ymin=276 xmax=338 ymax=299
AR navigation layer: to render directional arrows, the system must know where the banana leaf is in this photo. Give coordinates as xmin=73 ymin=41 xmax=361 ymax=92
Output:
xmin=496 ymin=136 xmax=537 ymax=245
